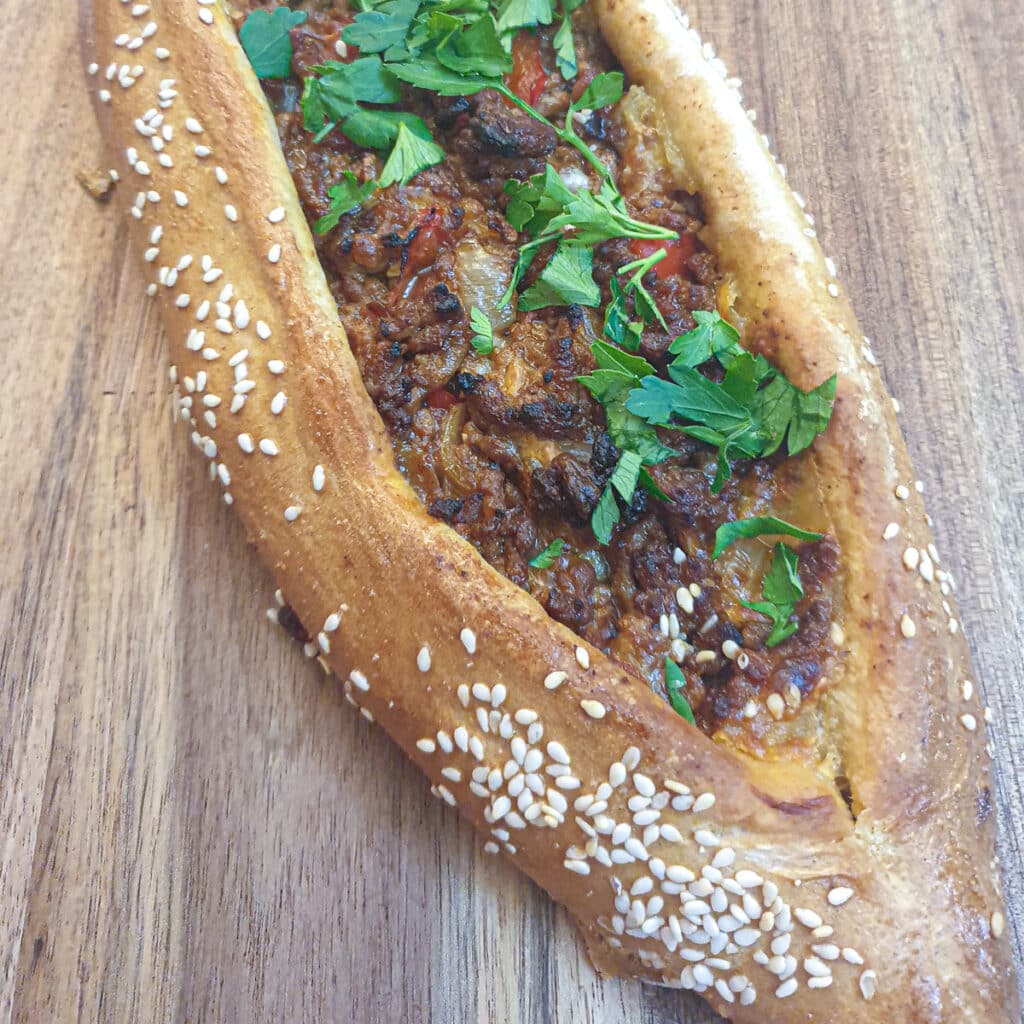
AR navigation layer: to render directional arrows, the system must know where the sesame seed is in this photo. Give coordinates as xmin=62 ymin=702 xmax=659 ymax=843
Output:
xmin=775 ymin=978 xmax=798 ymax=999
xmin=564 ymin=858 xmax=590 ymax=876
xmin=256 ymin=320 xmax=272 ymax=340
xmin=460 ymin=627 xmax=476 ymax=654
xmin=199 ymin=7 xmax=213 ymax=23
xmin=270 ymin=391 xmax=287 ymax=415
xmin=676 ymin=587 xmax=694 ymax=614
xmin=581 ymin=699 xmax=606 ymax=719
xmin=692 ymin=793 xmax=715 ymax=813
xmin=882 ymin=521 xmax=900 ymax=540
xmin=350 ymin=670 xmax=369 ymax=692
xmin=766 ymin=693 xmax=785 ymax=719
xmin=827 ymin=282 xmax=839 ymax=298
xmin=895 ymin=484 xmax=910 ymax=500
xmin=544 ymin=670 xmax=567 ymax=690
xmin=575 ymin=646 xmax=590 ymax=669
xmin=903 ymin=547 xmax=920 ymax=570
xmin=991 ymin=911 xmax=1005 ymax=938
xmin=960 ymin=713 xmax=977 ymax=732
xmin=827 ymin=886 xmax=854 ymax=906
xmin=237 ymin=433 xmax=254 ymax=453
xmin=900 ymin=614 xmax=916 ymax=638
xmin=258 ymin=438 xmax=279 ymax=456
xmin=214 ymin=166 xmax=228 ymax=185
xmin=536 ymin=742 xmax=567 ymax=769
xmin=417 ymin=645 xmax=431 ymax=672
xmin=228 ymin=347 xmax=249 ymax=367
xmin=268 ymin=207 xmax=286 ymax=223
xmin=268 ymin=359 xmax=285 ymax=374
xmin=268 ymin=243 xmax=282 ymax=264
xmin=962 ymin=679 xmax=974 ymax=701
xmin=195 ymin=145 xmax=211 ymax=158
xmin=317 ymin=632 xmax=330 ymax=654
xmin=224 ymin=204 xmax=238 ymax=222
xmin=721 ymin=639 xmax=740 ymax=660
xmin=795 ymin=907 xmax=822 ymax=929
xmin=185 ymin=117 xmax=203 ymax=134
xmin=859 ymin=970 xmax=877 ymax=1000
xmin=284 ymin=506 xmax=301 ymax=522
xmin=693 ymin=828 xmax=719 ymax=847
xmin=175 ymin=294 xmax=191 ymax=309
xmin=842 ymin=948 xmax=864 ymax=965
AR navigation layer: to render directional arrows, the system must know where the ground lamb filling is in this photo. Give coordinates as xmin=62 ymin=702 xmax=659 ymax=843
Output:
xmin=243 ymin=1 xmax=839 ymax=753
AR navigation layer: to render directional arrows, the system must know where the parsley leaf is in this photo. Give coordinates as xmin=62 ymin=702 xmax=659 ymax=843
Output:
xmin=591 ymin=485 xmax=620 ymax=545
xmin=339 ymin=108 xmax=434 ymax=150
xmin=546 ymin=184 xmax=677 ymax=246
xmin=553 ymin=14 xmax=577 ymax=79
xmin=518 ymin=242 xmax=601 ymax=310
xmin=624 ymin=312 xmax=837 ymax=491
xmin=528 ymin=537 xmax=565 ymax=568
xmin=379 ymin=121 xmax=446 ymax=186
xmin=435 ymin=14 xmax=511 ymax=76
xmin=469 ymin=306 xmax=494 ymax=353
xmin=239 ymin=7 xmax=308 ymax=79
xmin=740 ymin=542 xmax=804 ymax=647
xmin=341 ymin=0 xmax=420 ymax=53
xmin=712 ymin=516 xmax=822 ymax=559
xmin=668 ymin=309 xmax=743 ymax=367
xmin=603 ymin=278 xmax=644 ymax=352
xmin=664 ymin=658 xmax=696 ymax=724
xmin=387 ymin=56 xmax=495 ymax=94
xmin=314 ymin=172 xmax=378 ymax=234
xmin=495 ymin=0 xmax=555 ymax=36
xmin=571 ymin=71 xmax=624 ymax=112
xmin=610 ymin=449 xmax=643 ymax=501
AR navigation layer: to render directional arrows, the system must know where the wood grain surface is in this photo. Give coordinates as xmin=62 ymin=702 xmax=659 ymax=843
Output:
xmin=2 ymin=1 xmax=1022 ymax=1021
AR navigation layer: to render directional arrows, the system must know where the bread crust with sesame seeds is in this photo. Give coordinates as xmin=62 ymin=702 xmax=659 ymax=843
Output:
xmin=80 ymin=0 xmax=1018 ymax=1019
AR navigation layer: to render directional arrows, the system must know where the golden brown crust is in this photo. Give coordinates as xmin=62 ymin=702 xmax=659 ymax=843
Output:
xmin=80 ymin=0 xmax=1018 ymax=1019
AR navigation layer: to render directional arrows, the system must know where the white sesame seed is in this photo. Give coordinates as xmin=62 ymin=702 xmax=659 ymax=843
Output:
xmin=459 ymin=627 xmax=476 ymax=654
xmin=214 ymin=165 xmax=228 ymax=185
xmin=284 ymin=506 xmax=301 ymax=522
xmin=258 ymin=438 xmax=279 ymax=456
xmin=962 ymin=679 xmax=974 ymax=701
xmin=270 ymin=391 xmax=287 ymax=415
xmin=581 ymin=699 xmax=606 ymax=719
xmin=228 ymin=348 xmax=249 ymax=368
xmin=991 ymin=911 xmax=1005 ymax=938
xmin=268 ymin=359 xmax=285 ymax=375
xmin=256 ymin=320 xmax=272 ymax=341
xmin=827 ymin=282 xmax=839 ymax=298
xmin=199 ymin=7 xmax=213 ymax=23
xmin=693 ymin=828 xmax=719 ymax=847
xmin=882 ymin=521 xmax=900 ymax=540
xmin=903 ymin=547 xmax=920 ymax=571
xmin=960 ymin=713 xmax=977 ymax=732
xmin=564 ymin=858 xmax=590 ymax=876
xmin=185 ymin=117 xmax=203 ymax=134
xmin=268 ymin=243 xmax=282 ymax=264
xmin=267 ymin=207 xmax=286 ymax=224
xmin=575 ymin=646 xmax=590 ymax=669
xmin=900 ymin=614 xmax=917 ymax=638
xmin=175 ymin=294 xmax=191 ymax=309
xmin=859 ymin=970 xmax=877 ymax=1000
xmin=417 ymin=645 xmax=431 ymax=672
xmin=349 ymin=670 xmax=369 ymax=692
xmin=766 ymin=693 xmax=785 ymax=719
xmin=317 ymin=632 xmax=330 ymax=654
xmin=237 ymin=433 xmax=254 ymax=453
xmin=224 ymin=204 xmax=238 ymax=222
xmin=544 ymin=670 xmax=567 ymax=690
xmin=311 ymin=465 xmax=325 ymax=492
xmin=795 ymin=907 xmax=822 ymax=929
xmin=895 ymin=484 xmax=910 ymax=500
xmin=195 ymin=145 xmax=211 ymax=158
xmin=692 ymin=793 xmax=716 ymax=813
xmin=775 ymin=978 xmax=798 ymax=999
xmin=827 ymin=886 xmax=854 ymax=906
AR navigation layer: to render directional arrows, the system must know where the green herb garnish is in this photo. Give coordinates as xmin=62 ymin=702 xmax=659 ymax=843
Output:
xmin=712 ymin=516 xmax=822 ymax=559
xmin=469 ymin=306 xmax=494 ymax=353
xmin=239 ymin=7 xmax=308 ymax=79
xmin=528 ymin=537 xmax=565 ymax=568
xmin=741 ymin=542 xmax=805 ymax=647
xmin=314 ymin=172 xmax=378 ymax=234
xmin=379 ymin=121 xmax=447 ymax=186
xmin=624 ymin=311 xmax=836 ymax=492
xmin=664 ymin=658 xmax=695 ymax=724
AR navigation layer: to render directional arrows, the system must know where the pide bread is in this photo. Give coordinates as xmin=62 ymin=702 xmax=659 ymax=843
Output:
xmin=80 ymin=0 xmax=1019 ymax=1018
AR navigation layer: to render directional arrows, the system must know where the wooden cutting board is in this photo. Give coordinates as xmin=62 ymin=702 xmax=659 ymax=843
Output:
xmin=2 ymin=1 xmax=1021 ymax=1020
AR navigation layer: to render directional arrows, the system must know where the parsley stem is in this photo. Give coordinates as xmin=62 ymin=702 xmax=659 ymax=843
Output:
xmin=617 ymin=249 xmax=667 ymax=276
xmin=495 ymin=83 xmax=614 ymax=186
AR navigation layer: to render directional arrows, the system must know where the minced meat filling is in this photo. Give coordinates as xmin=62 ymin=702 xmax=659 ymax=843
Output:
xmin=239 ymin=1 xmax=838 ymax=750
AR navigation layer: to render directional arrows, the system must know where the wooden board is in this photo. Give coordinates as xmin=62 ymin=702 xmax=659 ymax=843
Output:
xmin=2 ymin=1 xmax=1022 ymax=1020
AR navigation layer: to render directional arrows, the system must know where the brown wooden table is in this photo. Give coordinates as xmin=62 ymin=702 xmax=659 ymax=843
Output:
xmin=2 ymin=1 xmax=1022 ymax=1020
